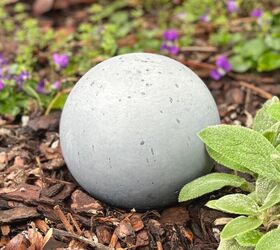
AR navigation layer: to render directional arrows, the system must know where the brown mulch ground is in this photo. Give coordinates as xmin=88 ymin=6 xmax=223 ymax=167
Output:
xmin=1 ymin=74 xmax=279 ymax=250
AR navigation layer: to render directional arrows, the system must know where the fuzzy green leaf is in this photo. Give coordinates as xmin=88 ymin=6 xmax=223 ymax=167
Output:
xmin=206 ymin=200 xmax=219 ymax=210
xmin=178 ymin=173 xmax=250 ymax=202
xmin=236 ymin=230 xmax=263 ymax=247
xmin=253 ymin=97 xmax=279 ymax=132
xmin=262 ymin=122 xmax=280 ymax=147
xmin=218 ymin=239 xmax=253 ymax=250
xmin=265 ymin=35 xmax=280 ymax=50
xmin=240 ymin=39 xmax=267 ymax=61
xmin=256 ymin=228 xmax=280 ymax=250
xmin=229 ymin=55 xmax=252 ymax=73
xmin=23 ymin=84 xmax=42 ymax=106
xmin=221 ymin=216 xmax=263 ymax=240
xmin=206 ymin=146 xmax=251 ymax=174
xmin=259 ymin=184 xmax=280 ymax=211
xmin=257 ymin=52 xmax=280 ymax=72
xmin=256 ymin=177 xmax=279 ymax=204
xmin=199 ymin=125 xmax=280 ymax=182
xmin=266 ymin=102 xmax=280 ymax=122
xmin=206 ymin=194 xmax=259 ymax=215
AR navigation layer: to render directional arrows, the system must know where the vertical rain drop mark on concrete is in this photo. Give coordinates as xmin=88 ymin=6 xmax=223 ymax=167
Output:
xmin=108 ymin=157 xmax=112 ymax=168
xmin=140 ymin=140 xmax=145 ymax=145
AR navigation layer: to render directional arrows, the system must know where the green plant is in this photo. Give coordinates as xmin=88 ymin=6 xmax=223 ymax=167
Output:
xmin=179 ymin=97 xmax=280 ymax=250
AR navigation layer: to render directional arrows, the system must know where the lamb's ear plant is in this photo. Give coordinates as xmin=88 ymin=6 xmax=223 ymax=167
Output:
xmin=179 ymin=96 xmax=280 ymax=250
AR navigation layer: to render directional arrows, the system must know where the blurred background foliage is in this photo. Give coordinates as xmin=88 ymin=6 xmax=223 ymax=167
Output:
xmin=0 ymin=0 xmax=279 ymax=115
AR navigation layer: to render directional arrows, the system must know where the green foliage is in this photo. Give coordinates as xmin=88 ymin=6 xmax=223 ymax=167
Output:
xmin=178 ymin=173 xmax=251 ymax=201
xmin=199 ymin=125 xmax=280 ymax=181
xmin=236 ymin=230 xmax=263 ymax=247
xmin=255 ymin=228 xmax=280 ymax=250
xmin=206 ymin=194 xmax=259 ymax=215
xmin=221 ymin=216 xmax=263 ymax=240
xmin=257 ymin=52 xmax=280 ymax=72
xmin=0 ymin=0 xmax=279 ymax=115
xmin=179 ymin=97 xmax=280 ymax=249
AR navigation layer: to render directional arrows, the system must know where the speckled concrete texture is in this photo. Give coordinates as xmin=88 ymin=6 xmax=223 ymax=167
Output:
xmin=60 ymin=53 xmax=220 ymax=210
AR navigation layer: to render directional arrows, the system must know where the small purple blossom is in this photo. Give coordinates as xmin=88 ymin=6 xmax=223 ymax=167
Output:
xmin=161 ymin=29 xmax=180 ymax=55
xmin=226 ymin=0 xmax=238 ymax=13
xmin=251 ymin=8 xmax=263 ymax=18
xmin=210 ymin=55 xmax=231 ymax=81
xmin=163 ymin=29 xmax=179 ymax=41
xmin=200 ymin=12 xmax=210 ymax=22
xmin=52 ymin=80 xmax=61 ymax=90
xmin=36 ymin=80 xmax=46 ymax=94
xmin=16 ymin=71 xmax=29 ymax=87
xmin=0 ymin=80 xmax=4 ymax=91
xmin=216 ymin=55 xmax=232 ymax=72
xmin=0 ymin=54 xmax=7 ymax=67
xmin=169 ymin=45 xmax=180 ymax=55
xmin=161 ymin=42 xmax=180 ymax=55
xmin=210 ymin=69 xmax=222 ymax=81
xmin=52 ymin=53 xmax=69 ymax=70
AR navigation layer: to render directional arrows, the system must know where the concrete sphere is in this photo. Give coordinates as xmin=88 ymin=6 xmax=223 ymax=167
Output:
xmin=60 ymin=53 xmax=220 ymax=210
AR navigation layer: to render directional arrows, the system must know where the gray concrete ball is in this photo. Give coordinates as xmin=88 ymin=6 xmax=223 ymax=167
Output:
xmin=60 ymin=52 xmax=220 ymax=210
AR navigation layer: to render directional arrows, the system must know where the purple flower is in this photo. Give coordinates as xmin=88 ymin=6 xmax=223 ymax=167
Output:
xmin=251 ymin=8 xmax=263 ymax=18
xmin=52 ymin=80 xmax=61 ymax=90
xmin=210 ymin=55 xmax=231 ymax=81
xmin=16 ymin=71 xmax=29 ymax=87
xmin=163 ymin=29 xmax=179 ymax=41
xmin=0 ymin=80 xmax=4 ymax=91
xmin=160 ymin=43 xmax=180 ymax=55
xmin=161 ymin=29 xmax=180 ymax=55
xmin=36 ymin=80 xmax=46 ymax=94
xmin=216 ymin=55 xmax=232 ymax=72
xmin=52 ymin=53 xmax=69 ymax=70
xmin=210 ymin=69 xmax=222 ymax=81
xmin=200 ymin=12 xmax=210 ymax=22
xmin=0 ymin=54 xmax=7 ymax=67
xmin=169 ymin=45 xmax=180 ymax=55
xmin=226 ymin=0 xmax=237 ymax=13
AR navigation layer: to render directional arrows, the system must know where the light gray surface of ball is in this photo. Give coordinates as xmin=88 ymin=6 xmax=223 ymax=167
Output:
xmin=60 ymin=53 xmax=220 ymax=210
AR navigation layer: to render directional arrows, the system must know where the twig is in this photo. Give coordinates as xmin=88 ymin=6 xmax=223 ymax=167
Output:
xmin=181 ymin=46 xmax=217 ymax=53
xmin=52 ymin=228 xmax=114 ymax=250
xmin=34 ymin=219 xmax=50 ymax=233
xmin=53 ymin=205 xmax=74 ymax=233
xmin=45 ymin=177 xmax=75 ymax=185
xmin=229 ymin=72 xmax=275 ymax=84
xmin=68 ymin=213 xmax=82 ymax=235
xmin=109 ymin=230 xmax=118 ymax=248
xmin=180 ymin=59 xmax=215 ymax=70
xmin=156 ymin=240 xmax=164 ymax=250
xmin=35 ymin=156 xmax=46 ymax=185
xmin=229 ymin=17 xmax=256 ymax=26
xmin=239 ymin=81 xmax=273 ymax=99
